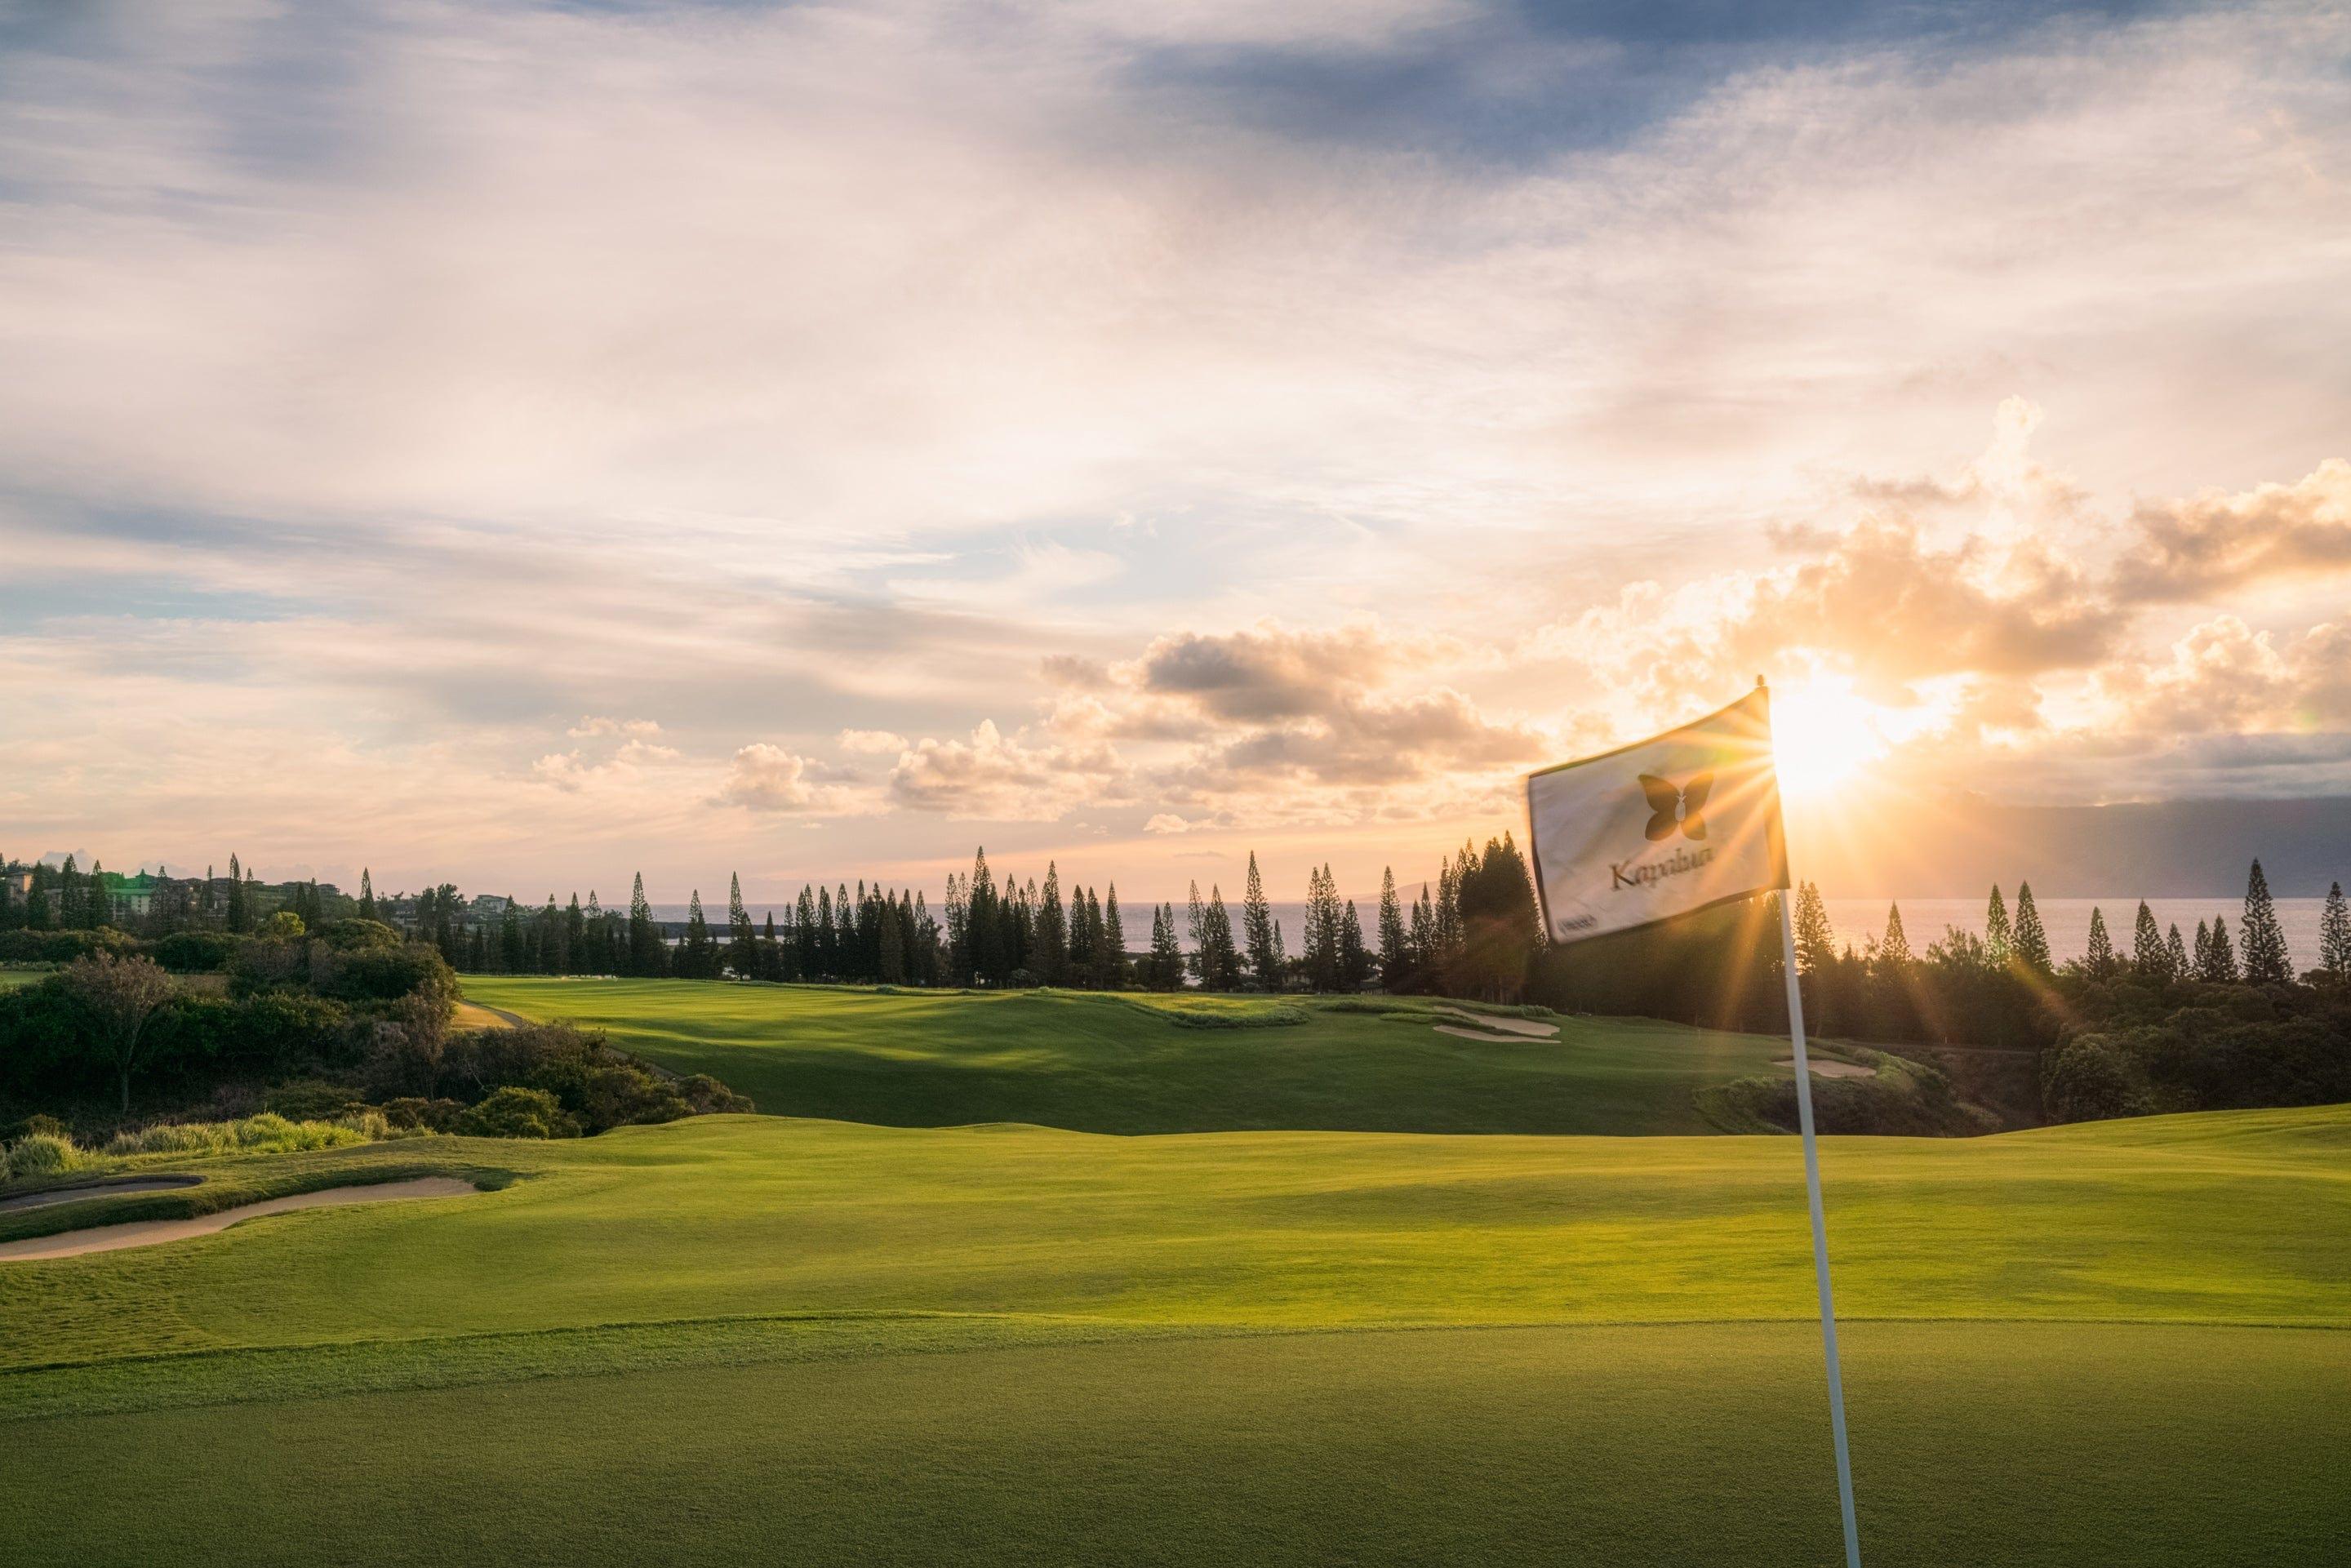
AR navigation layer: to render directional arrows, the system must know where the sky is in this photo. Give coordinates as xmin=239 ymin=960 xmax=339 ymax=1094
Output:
xmin=2 ymin=0 xmax=2349 ymax=904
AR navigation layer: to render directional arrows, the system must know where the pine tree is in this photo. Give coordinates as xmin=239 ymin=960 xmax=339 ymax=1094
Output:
xmin=627 ymin=873 xmax=663 ymax=976
xmin=2132 ymin=901 xmax=2167 ymax=979
xmin=1243 ymin=853 xmax=1280 ymax=990
xmin=1793 ymin=881 xmax=1838 ymax=976
xmin=1100 ymin=886 xmax=1129 ymax=989
xmin=1984 ymin=886 xmax=2011 ymax=965
xmin=1338 ymin=901 xmax=1371 ymax=991
xmin=2192 ymin=918 xmax=2212 ymax=976
xmin=2165 ymin=922 xmax=2189 ymax=980
xmin=1879 ymin=903 xmax=1913 ymax=969
xmin=725 ymin=873 xmax=758 ymax=979
xmin=1200 ymin=885 xmax=1240 ymax=991
xmin=1185 ymin=881 xmax=1206 ymax=984
xmin=1376 ymin=867 xmax=1410 ymax=990
xmin=2321 ymin=882 xmax=2351 ymax=984
xmin=1035 ymin=863 xmax=1069 ymax=985
xmin=2013 ymin=882 xmax=2052 ymax=974
xmin=2082 ymin=906 xmax=2116 ymax=979
xmin=2202 ymin=913 xmax=2239 ymax=984
xmin=1149 ymin=903 xmax=1184 ymax=991
xmin=224 ymin=854 xmax=252 ymax=934
xmin=2240 ymin=860 xmax=2291 ymax=984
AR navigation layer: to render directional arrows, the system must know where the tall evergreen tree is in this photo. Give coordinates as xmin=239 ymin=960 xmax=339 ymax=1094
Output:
xmin=1185 ymin=881 xmax=1206 ymax=983
xmin=1879 ymin=903 xmax=1913 ymax=969
xmin=1148 ymin=903 xmax=1184 ymax=991
xmin=2321 ymin=881 xmax=2351 ymax=984
xmin=1376 ymin=867 xmax=1410 ymax=990
xmin=680 ymin=891 xmax=718 ymax=979
xmin=2201 ymin=913 xmax=2239 ymax=984
xmin=1099 ymin=886 xmax=1128 ymax=989
xmin=627 ymin=873 xmax=664 ymax=975
xmin=1338 ymin=901 xmax=1371 ymax=991
xmin=1243 ymin=852 xmax=1280 ymax=990
xmin=1984 ymin=886 xmax=2011 ymax=965
xmin=2012 ymin=882 xmax=2052 ymax=974
xmin=2082 ymin=906 xmax=2116 ymax=979
xmin=2165 ymin=922 xmax=2189 ymax=980
xmin=2240 ymin=859 xmax=2291 ymax=984
xmin=1793 ymin=881 xmax=1838 ymax=975
xmin=358 ymin=868 xmax=376 ymax=921
xmin=725 ymin=873 xmax=758 ymax=979
xmin=2131 ymin=900 xmax=2167 ymax=979
xmin=1035 ymin=863 xmax=1069 ymax=985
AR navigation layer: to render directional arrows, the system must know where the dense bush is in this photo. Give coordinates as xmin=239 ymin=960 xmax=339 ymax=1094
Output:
xmin=2 ymin=1130 xmax=86 ymax=1179
xmin=1697 ymin=1051 xmax=1997 ymax=1137
xmin=151 ymin=930 xmax=246 ymax=972
xmin=0 ymin=928 xmax=135 ymax=965
xmin=2040 ymin=985 xmax=2351 ymax=1122
xmin=455 ymin=1086 xmax=578 ymax=1139
xmin=437 ymin=1022 xmax=726 ymax=1131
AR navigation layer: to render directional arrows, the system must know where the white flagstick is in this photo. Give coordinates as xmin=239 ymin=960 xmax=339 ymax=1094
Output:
xmin=1778 ymin=887 xmax=1863 ymax=1568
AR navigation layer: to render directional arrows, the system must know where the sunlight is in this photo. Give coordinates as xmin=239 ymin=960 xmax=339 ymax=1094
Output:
xmin=1767 ymin=682 xmax=1889 ymax=799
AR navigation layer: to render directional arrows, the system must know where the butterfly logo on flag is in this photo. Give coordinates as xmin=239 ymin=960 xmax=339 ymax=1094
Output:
xmin=1638 ymin=771 xmax=1712 ymax=842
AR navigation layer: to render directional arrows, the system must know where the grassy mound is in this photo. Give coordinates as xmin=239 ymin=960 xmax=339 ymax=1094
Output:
xmin=456 ymin=978 xmax=1819 ymax=1135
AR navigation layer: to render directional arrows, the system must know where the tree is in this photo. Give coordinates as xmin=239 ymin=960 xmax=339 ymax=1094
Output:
xmin=627 ymin=873 xmax=664 ymax=976
xmin=1035 ymin=863 xmax=1069 ymax=985
xmin=1148 ymin=904 xmax=1184 ymax=991
xmin=1376 ymin=867 xmax=1411 ymax=990
xmin=1198 ymin=886 xmax=1241 ymax=990
xmin=1880 ymin=904 xmax=1913 ymax=969
xmin=59 ymin=953 xmax=178 ymax=1113
xmin=2201 ymin=914 xmax=2239 ymax=984
xmin=358 ymin=868 xmax=377 ymax=922
xmin=2131 ymin=901 xmax=2168 ymax=981
xmin=726 ymin=874 xmax=758 ymax=979
xmin=1793 ymin=882 xmax=1838 ymax=975
xmin=2013 ymin=882 xmax=2052 ymax=975
xmin=2082 ymin=906 xmax=2116 ymax=979
xmin=1338 ymin=901 xmax=1371 ymax=991
xmin=1243 ymin=853 xmax=1281 ymax=990
xmin=1984 ymin=886 xmax=2011 ymax=965
xmin=2322 ymin=882 xmax=2350 ymax=984
xmin=679 ymin=891 xmax=717 ymax=979
xmin=1099 ymin=886 xmax=1129 ymax=989
xmin=2165 ymin=922 xmax=2189 ymax=980
xmin=2241 ymin=860 xmax=2291 ymax=984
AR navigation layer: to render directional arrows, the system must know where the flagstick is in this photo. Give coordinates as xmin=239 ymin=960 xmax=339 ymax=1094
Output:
xmin=1778 ymin=887 xmax=1863 ymax=1568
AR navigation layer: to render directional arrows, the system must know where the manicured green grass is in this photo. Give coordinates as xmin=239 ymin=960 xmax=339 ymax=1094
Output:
xmin=5 ymin=1108 xmax=2344 ymax=1563
xmin=457 ymin=977 xmax=1812 ymax=1135
xmin=0 ymin=967 xmax=47 ymax=991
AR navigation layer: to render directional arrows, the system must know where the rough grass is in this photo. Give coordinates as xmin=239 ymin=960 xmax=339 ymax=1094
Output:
xmin=0 ymin=1107 xmax=2345 ymax=1564
xmin=456 ymin=977 xmax=1799 ymax=1135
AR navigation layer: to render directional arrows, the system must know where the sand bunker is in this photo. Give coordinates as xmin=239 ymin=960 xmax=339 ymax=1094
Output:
xmin=1435 ymin=1024 xmax=1544 ymax=1044
xmin=0 ymin=1176 xmax=202 ymax=1215
xmin=1432 ymin=1010 xmax=1560 ymax=1039
xmin=1775 ymin=1057 xmax=1878 ymax=1079
xmin=0 ymin=1177 xmax=479 ymax=1262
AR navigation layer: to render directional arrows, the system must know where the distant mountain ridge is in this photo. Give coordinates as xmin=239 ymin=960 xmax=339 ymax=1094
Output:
xmin=1786 ymin=794 xmax=2351 ymax=899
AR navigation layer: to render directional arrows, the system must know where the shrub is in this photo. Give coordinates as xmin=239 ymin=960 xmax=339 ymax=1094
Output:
xmin=152 ymin=931 xmax=245 ymax=973
xmin=5 ymin=1131 xmax=86 ymax=1179
xmin=456 ymin=1086 xmax=580 ymax=1139
xmin=2040 ymin=1036 xmax=2156 ymax=1123
xmin=264 ymin=1079 xmax=370 ymax=1121
xmin=380 ymin=1096 xmax=466 ymax=1132
xmin=677 ymin=1074 xmax=753 ymax=1114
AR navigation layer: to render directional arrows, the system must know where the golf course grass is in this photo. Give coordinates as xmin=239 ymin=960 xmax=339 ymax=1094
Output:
xmin=3 ymin=1106 xmax=2347 ymax=1562
xmin=456 ymin=976 xmax=1818 ymax=1135
xmin=0 ymin=967 xmax=46 ymax=991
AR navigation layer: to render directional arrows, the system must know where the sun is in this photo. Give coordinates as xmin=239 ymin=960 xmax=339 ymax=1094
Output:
xmin=1767 ymin=682 xmax=1889 ymax=798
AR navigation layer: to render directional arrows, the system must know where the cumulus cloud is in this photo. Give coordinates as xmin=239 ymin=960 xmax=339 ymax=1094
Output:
xmin=713 ymin=744 xmax=863 ymax=814
xmin=888 ymin=721 xmax=1130 ymax=820
xmin=837 ymin=729 xmax=909 ymax=755
xmin=2116 ymin=460 xmax=2351 ymax=603
xmin=1143 ymin=813 xmax=1194 ymax=833
xmin=568 ymin=717 xmax=664 ymax=739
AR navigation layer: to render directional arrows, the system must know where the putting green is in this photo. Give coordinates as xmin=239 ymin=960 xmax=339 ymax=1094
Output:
xmin=455 ymin=977 xmax=1820 ymax=1135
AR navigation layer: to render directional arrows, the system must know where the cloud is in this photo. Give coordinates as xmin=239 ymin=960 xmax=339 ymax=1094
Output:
xmin=837 ymin=729 xmax=909 ymax=755
xmin=1143 ymin=813 xmax=1194 ymax=833
xmin=567 ymin=717 xmax=664 ymax=739
xmin=713 ymin=744 xmax=862 ymax=815
xmin=2116 ymin=460 xmax=2351 ymax=603
xmin=888 ymin=721 xmax=1130 ymax=820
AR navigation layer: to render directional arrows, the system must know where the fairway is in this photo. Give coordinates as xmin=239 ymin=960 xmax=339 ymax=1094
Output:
xmin=4 ymin=1107 xmax=2349 ymax=1563
xmin=457 ymin=977 xmax=1813 ymax=1135
xmin=0 ymin=968 xmax=43 ymax=991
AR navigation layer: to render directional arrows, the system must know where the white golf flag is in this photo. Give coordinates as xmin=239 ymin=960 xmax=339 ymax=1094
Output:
xmin=1526 ymin=685 xmax=1789 ymax=944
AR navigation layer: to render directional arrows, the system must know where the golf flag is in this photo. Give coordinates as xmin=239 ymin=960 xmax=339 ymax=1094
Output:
xmin=1525 ymin=683 xmax=1789 ymax=945
xmin=1525 ymin=678 xmax=1864 ymax=1568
